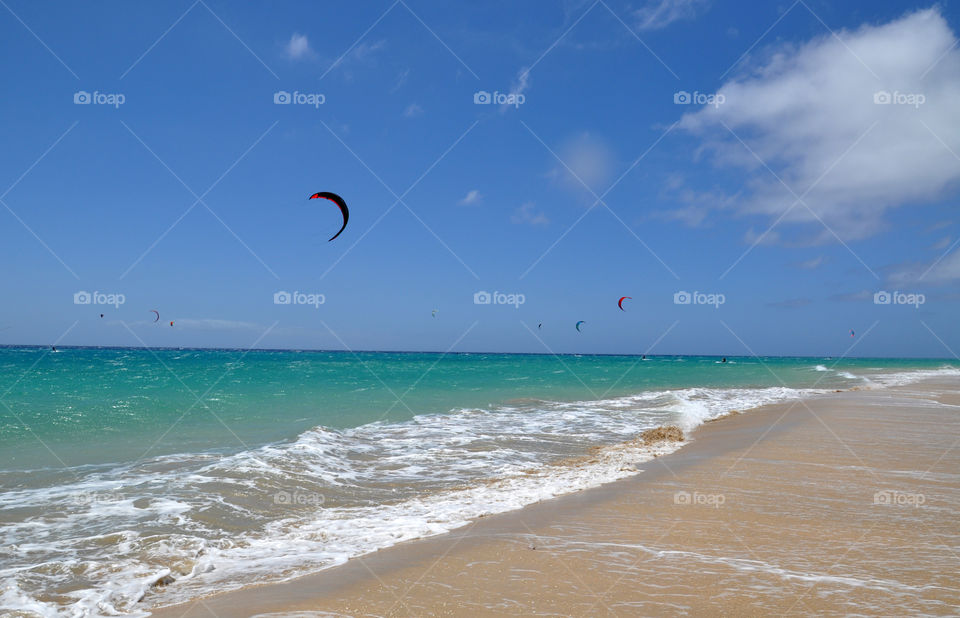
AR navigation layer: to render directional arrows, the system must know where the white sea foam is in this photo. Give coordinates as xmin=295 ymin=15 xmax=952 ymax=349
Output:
xmin=1 ymin=365 xmax=957 ymax=616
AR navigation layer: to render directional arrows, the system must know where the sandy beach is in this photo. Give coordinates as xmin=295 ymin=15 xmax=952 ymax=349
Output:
xmin=150 ymin=378 xmax=960 ymax=617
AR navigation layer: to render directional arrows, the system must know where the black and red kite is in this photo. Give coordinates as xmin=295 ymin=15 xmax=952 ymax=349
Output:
xmin=309 ymin=192 xmax=349 ymax=241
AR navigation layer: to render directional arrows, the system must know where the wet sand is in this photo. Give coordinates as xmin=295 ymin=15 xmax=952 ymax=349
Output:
xmin=152 ymin=379 xmax=960 ymax=617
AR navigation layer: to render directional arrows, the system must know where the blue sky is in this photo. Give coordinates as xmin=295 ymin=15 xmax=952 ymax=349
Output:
xmin=1 ymin=0 xmax=958 ymax=357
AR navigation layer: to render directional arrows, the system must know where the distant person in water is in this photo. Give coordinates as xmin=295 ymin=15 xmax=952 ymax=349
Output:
xmin=51 ymin=346 xmax=57 ymax=352
xmin=721 ymin=357 xmax=727 ymax=363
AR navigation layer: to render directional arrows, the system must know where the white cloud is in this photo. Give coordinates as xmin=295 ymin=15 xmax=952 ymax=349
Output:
xmin=500 ymin=67 xmax=530 ymax=114
xmin=284 ymin=33 xmax=312 ymax=60
xmin=403 ymin=103 xmax=423 ymax=118
xmin=513 ymin=68 xmax=530 ymax=96
xmin=325 ymin=40 xmax=386 ymax=78
xmin=678 ymin=8 xmax=960 ymax=244
xmin=888 ymin=248 xmax=960 ymax=285
xmin=352 ymin=40 xmax=385 ymax=62
xmin=459 ymin=189 xmax=482 ymax=205
xmin=512 ymin=202 xmax=549 ymax=226
xmin=652 ymin=175 xmax=739 ymax=225
xmin=743 ymin=227 xmax=781 ymax=246
xmin=636 ymin=0 xmax=709 ymax=31
xmin=797 ymin=256 xmax=826 ymax=269
xmin=548 ymin=132 xmax=616 ymax=195
xmin=930 ymin=236 xmax=951 ymax=250
xmin=561 ymin=0 xmax=595 ymax=22
xmin=391 ymin=68 xmax=411 ymax=93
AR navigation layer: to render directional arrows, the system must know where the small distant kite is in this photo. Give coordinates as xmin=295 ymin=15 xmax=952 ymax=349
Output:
xmin=432 ymin=309 xmax=438 ymax=318
xmin=618 ymin=296 xmax=631 ymax=311
xmin=538 ymin=323 xmax=542 ymax=329
xmin=850 ymin=329 xmax=855 ymax=338
xmin=575 ymin=320 xmax=585 ymax=332
xmin=100 ymin=314 xmax=104 ymax=318
xmin=150 ymin=310 xmax=160 ymax=323
xmin=309 ymin=192 xmax=349 ymax=241
xmin=169 ymin=321 xmax=174 ymax=327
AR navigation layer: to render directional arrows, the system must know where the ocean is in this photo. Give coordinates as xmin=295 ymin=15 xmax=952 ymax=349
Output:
xmin=0 ymin=347 xmax=956 ymax=616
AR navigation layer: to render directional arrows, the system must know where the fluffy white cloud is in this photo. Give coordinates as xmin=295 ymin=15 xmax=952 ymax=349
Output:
xmin=284 ymin=33 xmax=312 ymax=60
xmin=679 ymin=8 xmax=960 ymax=244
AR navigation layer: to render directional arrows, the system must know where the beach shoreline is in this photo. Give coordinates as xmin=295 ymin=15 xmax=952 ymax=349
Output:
xmin=150 ymin=377 xmax=960 ymax=616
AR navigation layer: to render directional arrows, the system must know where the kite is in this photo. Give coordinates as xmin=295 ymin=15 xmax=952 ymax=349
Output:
xmin=150 ymin=310 xmax=160 ymax=323
xmin=100 ymin=314 xmax=104 ymax=318
xmin=575 ymin=320 xmax=585 ymax=332
xmin=538 ymin=323 xmax=542 ymax=329
xmin=618 ymin=296 xmax=631 ymax=311
xmin=850 ymin=329 xmax=855 ymax=338
xmin=169 ymin=321 xmax=174 ymax=327
xmin=432 ymin=309 xmax=438 ymax=318
xmin=309 ymin=192 xmax=349 ymax=241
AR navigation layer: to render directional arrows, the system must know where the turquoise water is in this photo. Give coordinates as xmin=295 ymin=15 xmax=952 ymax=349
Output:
xmin=0 ymin=347 xmax=957 ymax=616
xmin=1 ymin=347 xmax=953 ymax=470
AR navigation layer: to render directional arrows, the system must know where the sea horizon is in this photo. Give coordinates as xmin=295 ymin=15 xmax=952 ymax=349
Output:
xmin=2 ymin=344 xmax=955 ymax=361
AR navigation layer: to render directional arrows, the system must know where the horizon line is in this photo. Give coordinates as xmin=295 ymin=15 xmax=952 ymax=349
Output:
xmin=0 ymin=344 xmax=955 ymax=361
